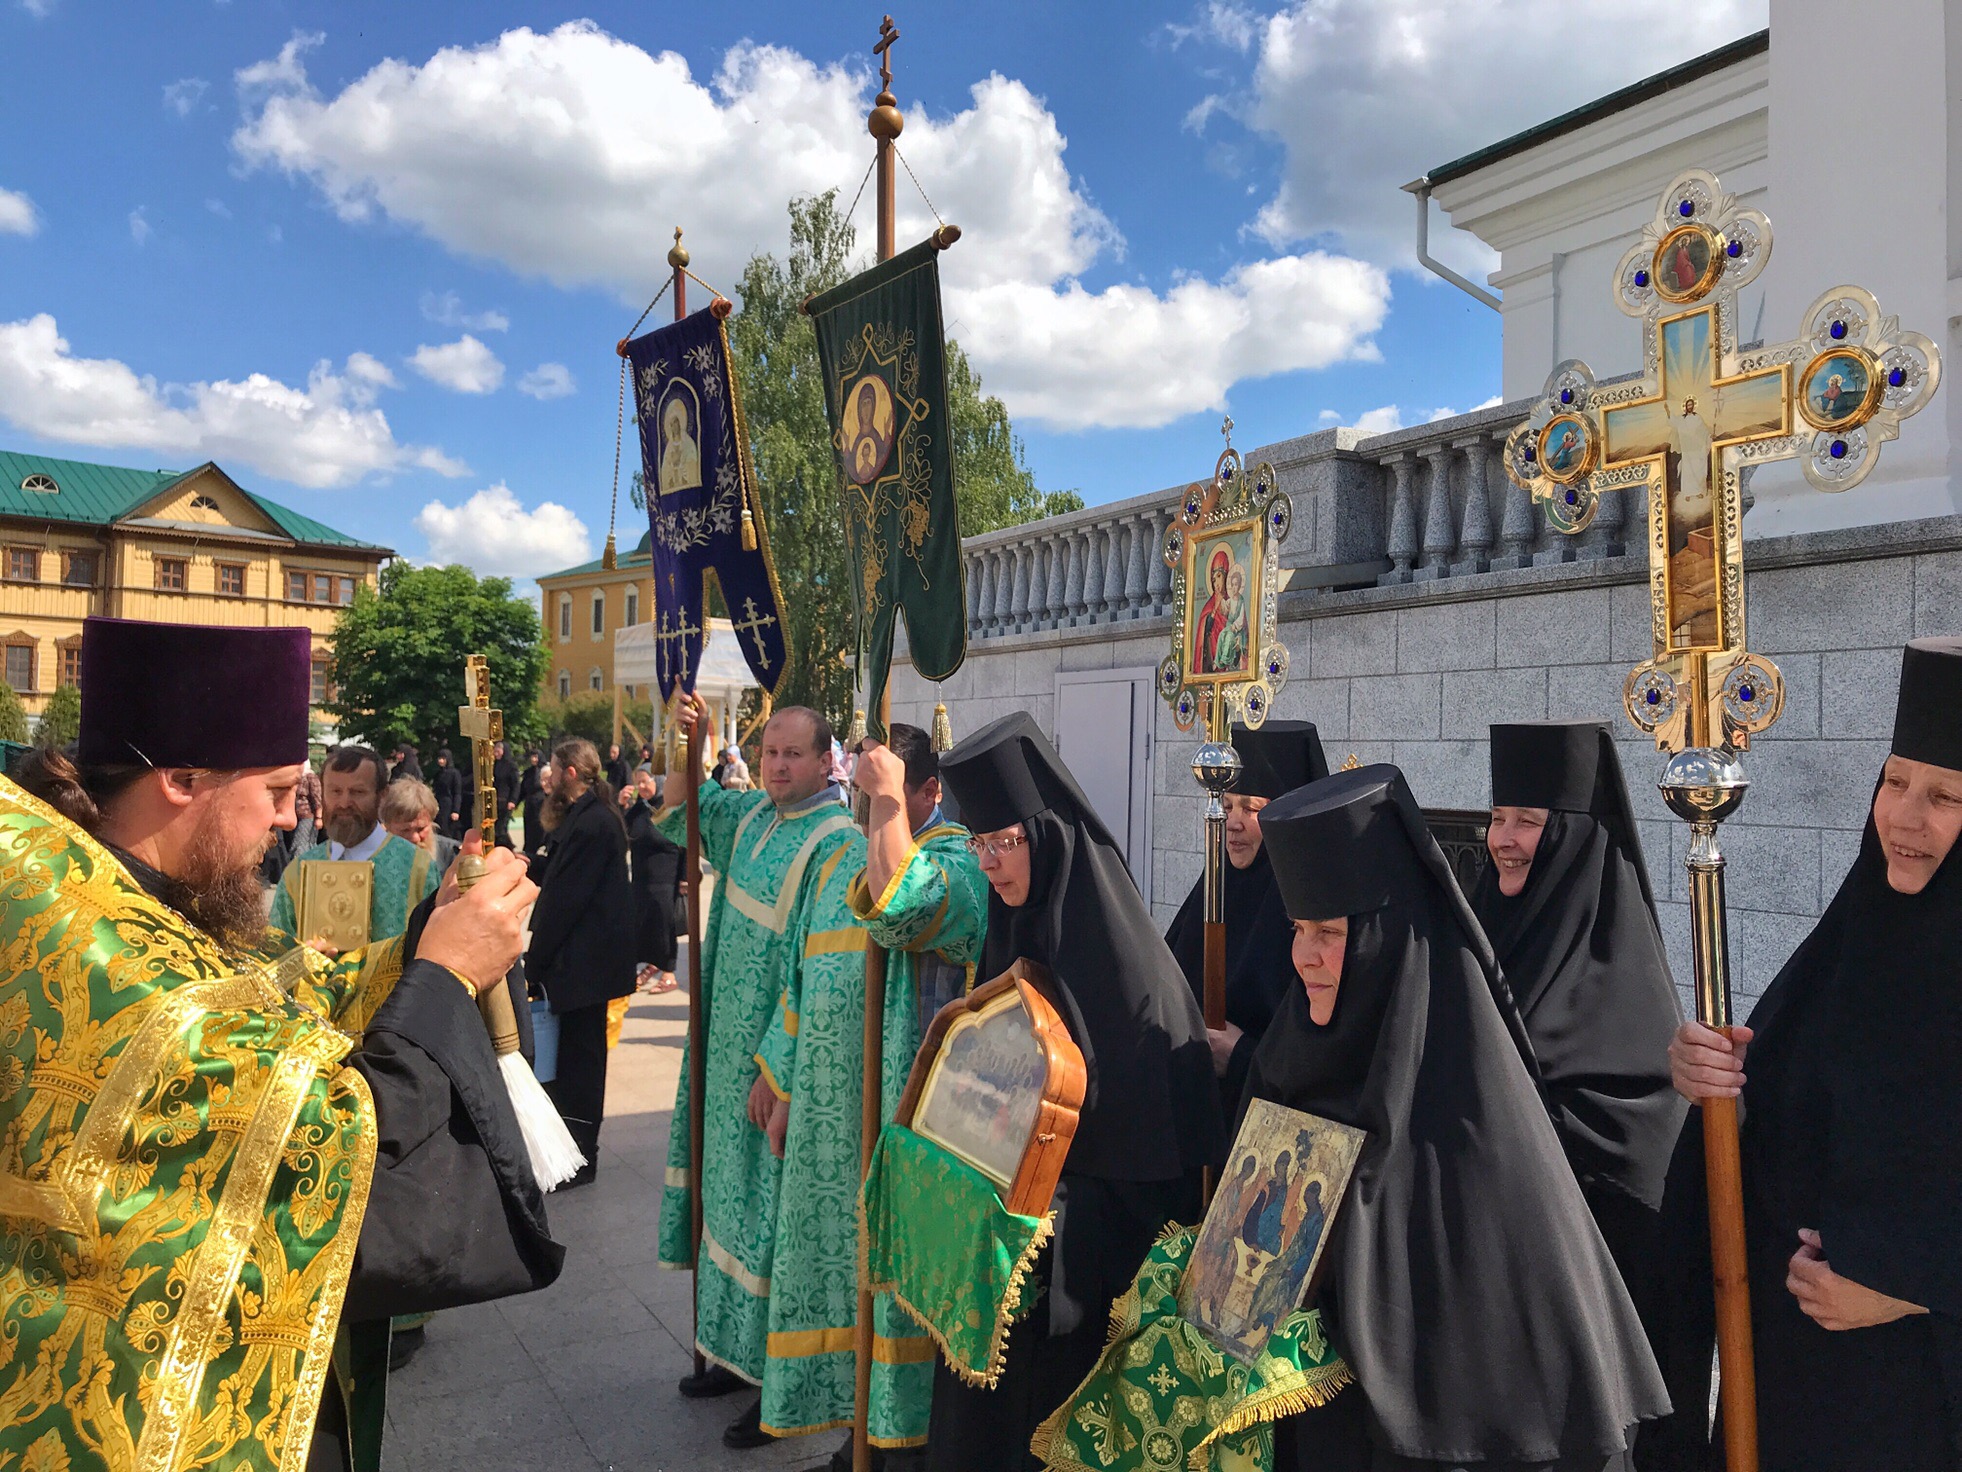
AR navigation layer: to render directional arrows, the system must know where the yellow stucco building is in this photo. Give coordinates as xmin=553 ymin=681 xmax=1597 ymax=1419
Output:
xmin=0 ymin=449 xmax=392 ymax=722
xmin=535 ymin=530 xmax=655 ymax=703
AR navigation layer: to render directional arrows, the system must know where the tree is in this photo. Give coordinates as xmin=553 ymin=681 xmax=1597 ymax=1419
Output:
xmin=326 ymin=563 xmax=549 ymax=761
xmin=0 ymin=681 xmax=27 ymax=744
xmin=37 ymin=684 xmax=79 ymax=749
xmin=728 ymin=191 xmax=1075 ymax=726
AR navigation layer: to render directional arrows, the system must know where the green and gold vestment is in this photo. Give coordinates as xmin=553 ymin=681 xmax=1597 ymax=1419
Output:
xmin=655 ymin=783 xmax=858 ymax=1389
xmin=744 ymin=820 xmax=987 ymax=1445
xmin=0 ymin=776 xmax=405 ymax=1471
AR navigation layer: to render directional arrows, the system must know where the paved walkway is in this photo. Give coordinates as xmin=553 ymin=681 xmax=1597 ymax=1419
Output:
xmin=382 ymin=968 xmax=831 ymax=1472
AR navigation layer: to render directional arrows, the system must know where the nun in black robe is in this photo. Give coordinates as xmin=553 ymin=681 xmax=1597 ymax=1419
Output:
xmin=1470 ymin=721 xmax=1686 ymax=1336
xmin=931 ymin=712 xmax=1225 ymax=1472
xmin=1250 ymin=766 xmax=1669 ymax=1471
xmin=1165 ymin=720 xmax=1328 ymax=1131
xmin=1642 ymin=638 xmax=1962 ymax=1472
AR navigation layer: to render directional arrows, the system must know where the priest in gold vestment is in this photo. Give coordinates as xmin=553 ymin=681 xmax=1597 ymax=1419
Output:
xmin=0 ymin=617 xmax=563 ymax=1472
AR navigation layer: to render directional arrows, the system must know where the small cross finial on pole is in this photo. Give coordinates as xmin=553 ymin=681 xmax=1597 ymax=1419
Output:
xmin=875 ymin=15 xmax=899 ymax=93
xmin=1221 ymin=414 xmax=1235 ymax=450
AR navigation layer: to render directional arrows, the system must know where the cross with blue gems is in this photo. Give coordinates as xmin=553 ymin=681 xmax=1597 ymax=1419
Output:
xmin=1503 ymin=167 xmax=1942 ymax=753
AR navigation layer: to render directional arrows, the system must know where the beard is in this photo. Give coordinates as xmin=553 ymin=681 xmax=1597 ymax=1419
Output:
xmin=156 ymin=808 xmax=272 ymax=951
xmin=541 ymin=788 xmax=571 ymax=833
xmin=322 ymin=806 xmax=374 ymax=848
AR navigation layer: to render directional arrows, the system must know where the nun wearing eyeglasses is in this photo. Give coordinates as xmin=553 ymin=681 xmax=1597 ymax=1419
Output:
xmin=929 ymin=712 xmax=1224 ymax=1472
xmin=1250 ymin=766 xmax=1668 ymax=1471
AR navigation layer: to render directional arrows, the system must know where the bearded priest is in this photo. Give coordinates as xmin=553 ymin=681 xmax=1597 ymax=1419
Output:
xmin=0 ymin=617 xmax=564 ymax=1472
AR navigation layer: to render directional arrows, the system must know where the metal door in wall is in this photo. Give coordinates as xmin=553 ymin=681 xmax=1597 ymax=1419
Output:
xmin=1053 ymin=667 xmax=1156 ymax=905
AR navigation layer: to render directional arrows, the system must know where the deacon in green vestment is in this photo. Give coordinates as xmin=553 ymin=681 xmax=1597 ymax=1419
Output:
xmin=748 ymin=724 xmax=989 ymax=1458
xmin=655 ymin=700 xmax=859 ymax=1445
xmin=271 ymin=745 xmax=438 ymax=947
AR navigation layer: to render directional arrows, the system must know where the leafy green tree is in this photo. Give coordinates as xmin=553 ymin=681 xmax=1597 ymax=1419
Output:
xmin=728 ymin=191 xmax=1074 ymax=726
xmin=36 ymin=684 xmax=80 ymax=749
xmin=326 ymin=563 xmax=549 ymax=761
xmin=0 ymin=681 xmax=28 ymax=744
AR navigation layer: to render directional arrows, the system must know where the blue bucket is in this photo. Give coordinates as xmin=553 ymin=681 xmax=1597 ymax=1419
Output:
xmin=530 ymin=999 xmax=561 ymax=1083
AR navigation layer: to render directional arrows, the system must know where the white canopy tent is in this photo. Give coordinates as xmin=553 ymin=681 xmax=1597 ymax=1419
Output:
xmin=613 ymin=616 xmax=760 ymax=757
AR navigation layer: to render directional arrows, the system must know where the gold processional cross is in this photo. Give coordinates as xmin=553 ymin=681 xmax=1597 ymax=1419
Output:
xmin=1505 ymin=168 xmax=1941 ymax=754
xmin=458 ymin=655 xmax=503 ymax=848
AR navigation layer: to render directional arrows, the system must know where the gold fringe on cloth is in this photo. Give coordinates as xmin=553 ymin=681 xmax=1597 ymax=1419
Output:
xmin=930 ymin=702 xmax=954 ymax=753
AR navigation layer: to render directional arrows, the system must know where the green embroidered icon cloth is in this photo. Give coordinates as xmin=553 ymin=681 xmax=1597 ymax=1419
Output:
xmin=1031 ymin=1226 xmax=1353 ymax=1472
xmin=859 ymin=1122 xmax=1052 ymax=1388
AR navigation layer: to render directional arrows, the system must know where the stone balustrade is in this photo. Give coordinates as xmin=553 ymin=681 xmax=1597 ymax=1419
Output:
xmin=946 ymin=398 xmax=1631 ymax=647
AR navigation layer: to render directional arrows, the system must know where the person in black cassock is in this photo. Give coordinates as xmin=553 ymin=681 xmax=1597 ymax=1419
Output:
xmin=389 ymin=741 xmax=422 ymax=784
xmin=432 ymin=747 xmax=466 ymax=840
xmin=1470 ymin=722 xmax=1686 ymax=1339
xmin=932 ymin=712 xmax=1224 ymax=1472
xmin=1251 ymin=765 xmax=1668 ymax=1471
xmin=492 ymin=739 xmax=521 ymax=849
xmin=1164 ymin=719 xmax=1328 ymax=1134
xmin=526 ymin=736 xmax=637 ymax=1188
xmin=1649 ymin=638 xmax=1962 ymax=1472
xmin=622 ymin=767 xmax=682 ymax=991
xmin=6 ymin=616 xmax=563 ymax=1472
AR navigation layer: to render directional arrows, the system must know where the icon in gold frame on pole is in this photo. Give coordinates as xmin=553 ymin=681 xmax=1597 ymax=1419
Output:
xmin=1181 ymin=518 xmax=1261 ymax=684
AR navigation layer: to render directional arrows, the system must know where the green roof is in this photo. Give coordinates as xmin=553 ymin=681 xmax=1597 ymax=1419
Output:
xmin=1426 ymin=30 xmax=1768 ymax=187
xmin=0 ymin=449 xmax=389 ymax=552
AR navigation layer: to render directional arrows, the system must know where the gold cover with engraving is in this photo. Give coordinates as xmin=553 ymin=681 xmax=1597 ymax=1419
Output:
xmin=297 ymin=860 xmax=373 ymax=953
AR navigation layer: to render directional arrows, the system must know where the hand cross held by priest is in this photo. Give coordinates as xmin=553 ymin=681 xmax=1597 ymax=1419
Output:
xmin=0 ymin=616 xmax=564 ymax=1472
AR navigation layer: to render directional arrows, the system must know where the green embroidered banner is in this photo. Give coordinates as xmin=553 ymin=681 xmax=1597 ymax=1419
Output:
xmin=1032 ymin=1227 xmax=1353 ymax=1472
xmin=860 ymin=1123 xmax=1050 ymax=1387
xmin=807 ymin=239 xmax=967 ymax=738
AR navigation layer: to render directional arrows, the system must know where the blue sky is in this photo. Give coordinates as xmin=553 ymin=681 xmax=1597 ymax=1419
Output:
xmin=0 ymin=0 xmax=1766 ymax=584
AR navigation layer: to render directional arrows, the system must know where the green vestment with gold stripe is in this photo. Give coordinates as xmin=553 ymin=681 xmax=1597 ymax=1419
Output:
xmin=655 ymin=783 xmax=859 ymax=1394
xmin=742 ymin=820 xmax=987 ymax=1446
xmin=0 ymin=775 xmax=413 ymax=1472
xmin=269 ymin=833 xmax=438 ymax=948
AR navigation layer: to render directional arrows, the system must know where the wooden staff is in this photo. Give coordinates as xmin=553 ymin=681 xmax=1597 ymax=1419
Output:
xmin=853 ymin=20 xmax=903 ymax=1471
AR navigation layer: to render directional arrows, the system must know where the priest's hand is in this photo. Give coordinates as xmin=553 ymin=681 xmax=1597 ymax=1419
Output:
xmin=1206 ymin=1024 xmax=1243 ymax=1077
xmin=1668 ymin=1020 xmax=1753 ymax=1101
xmin=674 ymin=691 xmax=710 ymax=737
xmin=747 ymin=1073 xmax=777 ymax=1130
xmin=419 ymin=846 xmax=538 ymax=994
xmin=1787 ymin=1229 xmax=1928 ymax=1330
xmin=766 ymin=1097 xmax=789 ymax=1158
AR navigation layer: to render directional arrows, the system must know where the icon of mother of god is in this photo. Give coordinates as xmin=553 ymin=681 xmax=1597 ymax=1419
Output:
xmin=658 ymin=394 xmax=701 ymax=496
xmin=843 ymin=374 xmax=897 ymax=486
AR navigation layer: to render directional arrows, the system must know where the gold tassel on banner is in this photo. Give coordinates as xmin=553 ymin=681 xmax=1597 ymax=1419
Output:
xmin=741 ymin=503 xmax=758 ymax=552
xmin=931 ymin=702 xmax=953 ymax=753
xmin=848 ymin=708 xmax=868 ymax=746
xmin=601 ymin=531 xmax=618 ymax=571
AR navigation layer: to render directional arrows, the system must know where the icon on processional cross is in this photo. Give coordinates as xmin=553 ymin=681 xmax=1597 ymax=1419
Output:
xmin=1503 ymin=168 xmax=1942 ymax=753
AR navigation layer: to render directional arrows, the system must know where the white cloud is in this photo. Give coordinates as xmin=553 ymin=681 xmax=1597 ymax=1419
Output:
xmin=419 ymin=289 xmax=509 ymax=333
xmin=1162 ymin=3 xmax=1260 ymax=53
xmin=517 ymin=362 xmax=575 ymax=400
xmin=0 ymin=187 xmax=38 ymax=237
xmin=1185 ymin=0 xmax=1766 ymax=275
xmin=1332 ymin=393 xmax=1505 ymax=436
xmin=163 ymin=77 xmax=209 ymax=117
xmin=409 ymin=334 xmax=503 ymax=394
xmin=415 ymin=482 xmax=590 ymax=578
xmin=0 ymin=313 xmax=465 ymax=489
xmin=231 ymin=22 xmax=1389 ymax=432
xmin=205 ymin=197 xmax=231 ymax=219
xmin=19 ymin=0 xmax=55 ymax=16
xmin=344 ymin=351 xmax=399 ymax=391
xmin=128 ymin=207 xmax=151 ymax=245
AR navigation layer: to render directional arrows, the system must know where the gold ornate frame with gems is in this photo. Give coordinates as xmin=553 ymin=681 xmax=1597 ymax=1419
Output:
xmin=1158 ymin=429 xmax=1293 ymax=734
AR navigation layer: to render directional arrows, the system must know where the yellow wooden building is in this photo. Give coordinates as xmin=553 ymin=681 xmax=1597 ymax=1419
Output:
xmin=535 ymin=531 xmax=655 ymax=703
xmin=0 ymin=449 xmax=392 ymax=722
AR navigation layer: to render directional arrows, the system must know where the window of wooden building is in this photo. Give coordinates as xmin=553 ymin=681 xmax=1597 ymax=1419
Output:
xmin=154 ymin=557 xmax=187 ymax=592
xmin=57 ymin=639 xmax=81 ymax=689
xmin=3 ymin=638 xmax=33 ymax=693
xmin=62 ymin=551 xmax=96 ymax=587
xmin=310 ymin=656 xmax=334 ymax=706
xmin=286 ymin=570 xmax=355 ymax=604
xmin=5 ymin=547 xmax=39 ymax=583
xmin=217 ymin=563 xmax=246 ymax=597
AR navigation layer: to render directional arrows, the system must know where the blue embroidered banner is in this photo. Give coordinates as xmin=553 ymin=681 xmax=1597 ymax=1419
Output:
xmin=625 ymin=307 xmax=789 ymax=701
